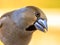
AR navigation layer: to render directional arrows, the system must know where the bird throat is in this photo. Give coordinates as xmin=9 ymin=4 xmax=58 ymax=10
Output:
xmin=26 ymin=24 xmax=36 ymax=31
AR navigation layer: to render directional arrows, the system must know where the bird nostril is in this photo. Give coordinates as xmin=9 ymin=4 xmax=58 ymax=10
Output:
xmin=26 ymin=25 xmax=36 ymax=31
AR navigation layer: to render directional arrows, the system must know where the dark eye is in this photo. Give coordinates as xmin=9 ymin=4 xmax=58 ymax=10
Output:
xmin=35 ymin=13 xmax=40 ymax=17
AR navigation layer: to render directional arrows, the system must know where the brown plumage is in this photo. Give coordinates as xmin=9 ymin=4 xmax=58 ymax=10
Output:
xmin=0 ymin=6 xmax=47 ymax=45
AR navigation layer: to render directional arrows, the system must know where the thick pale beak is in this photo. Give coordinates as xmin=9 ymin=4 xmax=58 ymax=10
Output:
xmin=34 ymin=19 xmax=48 ymax=32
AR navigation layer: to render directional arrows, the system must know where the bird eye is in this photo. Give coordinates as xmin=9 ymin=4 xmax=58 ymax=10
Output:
xmin=35 ymin=13 xmax=40 ymax=17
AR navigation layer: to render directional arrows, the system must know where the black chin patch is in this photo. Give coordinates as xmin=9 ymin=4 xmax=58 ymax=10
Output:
xmin=26 ymin=25 xmax=36 ymax=31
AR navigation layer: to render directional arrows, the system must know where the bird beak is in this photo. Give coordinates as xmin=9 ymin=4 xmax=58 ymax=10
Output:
xmin=34 ymin=18 xmax=48 ymax=32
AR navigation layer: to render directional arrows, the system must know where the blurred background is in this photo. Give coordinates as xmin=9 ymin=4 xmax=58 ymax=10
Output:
xmin=0 ymin=0 xmax=60 ymax=45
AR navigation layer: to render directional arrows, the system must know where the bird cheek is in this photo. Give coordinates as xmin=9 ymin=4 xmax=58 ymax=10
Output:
xmin=28 ymin=15 xmax=37 ymax=25
xmin=31 ymin=16 xmax=37 ymax=25
xmin=33 ymin=16 xmax=37 ymax=22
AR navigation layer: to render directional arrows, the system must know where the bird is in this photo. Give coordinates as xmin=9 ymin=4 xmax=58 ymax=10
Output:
xmin=0 ymin=6 xmax=48 ymax=45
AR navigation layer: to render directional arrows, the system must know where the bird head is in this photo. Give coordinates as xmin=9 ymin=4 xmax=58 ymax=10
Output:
xmin=23 ymin=6 xmax=48 ymax=32
xmin=0 ymin=6 xmax=48 ymax=33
